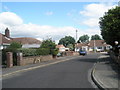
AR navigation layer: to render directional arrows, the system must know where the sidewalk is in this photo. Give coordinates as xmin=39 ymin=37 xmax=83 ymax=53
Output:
xmin=2 ymin=55 xmax=78 ymax=77
xmin=92 ymin=54 xmax=120 ymax=90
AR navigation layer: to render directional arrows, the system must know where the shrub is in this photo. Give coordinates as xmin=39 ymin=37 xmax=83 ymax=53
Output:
xmin=18 ymin=48 xmax=37 ymax=57
xmin=36 ymin=48 xmax=50 ymax=55
xmin=8 ymin=42 xmax=22 ymax=49
xmin=51 ymin=48 xmax=59 ymax=56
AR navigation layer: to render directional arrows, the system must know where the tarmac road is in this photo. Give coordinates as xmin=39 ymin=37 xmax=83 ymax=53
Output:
xmin=2 ymin=53 xmax=101 ymax=88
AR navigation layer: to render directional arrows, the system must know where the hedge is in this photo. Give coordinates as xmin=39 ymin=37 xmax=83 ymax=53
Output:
xmin=36 ymin=48 xmax=50 ymax=55
xmin=18 ymin=48 xmax=37 ymax=57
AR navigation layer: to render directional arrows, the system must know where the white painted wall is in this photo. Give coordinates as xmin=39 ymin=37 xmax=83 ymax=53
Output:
xmin=22 ymin=44 xmax=41 ymax=48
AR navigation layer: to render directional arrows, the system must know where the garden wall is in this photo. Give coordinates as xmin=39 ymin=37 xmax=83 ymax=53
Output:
xmin=22 ymin=55 xmax=53 ymax=65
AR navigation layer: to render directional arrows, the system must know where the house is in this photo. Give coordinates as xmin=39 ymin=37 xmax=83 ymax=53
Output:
xmin=0 ymin=28 xmax=42 ymax=49
xmin=76 ymin=40 xmax=112 ymax=52
xmin=88 ymin=40 xmax=112 ymax=52
xmin=56 ymin=44 xmax=69 ymax=52
xmin=75 ymin=43 xmax=88 ymax=52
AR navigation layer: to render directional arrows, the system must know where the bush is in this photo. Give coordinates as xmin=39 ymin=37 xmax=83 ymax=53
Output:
xmin=36 ymin=48 xmax=50 ymax=55
xmin=51 ymin=48 xmax=59 ymax=56
xmin=8 ymin=42 xmax=22 ymax=49
xmin=18 ymin=48 xmax=37 ymax=57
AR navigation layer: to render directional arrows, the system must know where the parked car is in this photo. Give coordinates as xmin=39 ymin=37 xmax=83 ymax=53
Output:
xmin=57 ymin=52 xmax=62 ymax=57
xmin=79 ymin=49 xmax=87 ymax=56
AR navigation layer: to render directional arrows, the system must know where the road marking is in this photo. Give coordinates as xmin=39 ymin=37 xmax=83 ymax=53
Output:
xmin=1 ymin=56 xmax=77 ymax=78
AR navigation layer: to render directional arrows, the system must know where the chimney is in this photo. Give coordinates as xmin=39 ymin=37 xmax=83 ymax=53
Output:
xmin=5 ymin=28 xmax=10 ymax=38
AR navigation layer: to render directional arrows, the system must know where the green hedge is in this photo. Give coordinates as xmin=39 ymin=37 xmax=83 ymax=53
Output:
xmin=18 ymin=48 xmax=37 ymax=57
xmin=36 ymin=48 xmax=50 ymax=55
xmin=18 ymin=48 xmax=50 ymax=56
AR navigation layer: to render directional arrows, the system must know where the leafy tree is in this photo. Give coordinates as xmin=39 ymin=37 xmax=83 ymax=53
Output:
xmin=40 ymin=39 xmax=56 ymax=50
xmin=91 ymin=34 xmax=102 ymax=40
xmin=99 ymin=6 xmax=120 ymax=46
xmin=9 ymin=42 xmax=22 ymax=49
xmin=40 ymin=39 xmax=56 ymax=55
xmin=58 ymin=36 xmax=75 ymax=47
xmin=67 ymin=44 xmax=74 ymax=51
xmin=77 ymin=35 xmax=89 ymax=43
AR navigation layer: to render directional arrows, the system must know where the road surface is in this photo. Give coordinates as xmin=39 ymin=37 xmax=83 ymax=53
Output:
xmin=3 ymin=53 xmax=101 ymax=88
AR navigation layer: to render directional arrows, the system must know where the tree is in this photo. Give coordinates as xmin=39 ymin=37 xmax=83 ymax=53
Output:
xmin=77 ymin=35 xmax=89 ymax=43
xmin=58 ymin=36 xmax=75 ymax=47
xmin=40 ymin=39 xmax=56 ymax=50
xmin=40 ymin=39 xmax=57 ymax=55
xmin=67 ymin=44 xmax=74 ymax=51
xmin=9 ymin=42 xmax=22 ymax=49
xmin=91 ymin=34 xmax=102 ymax=40
xmin=99 ymin=6 xmax=120 ymax=46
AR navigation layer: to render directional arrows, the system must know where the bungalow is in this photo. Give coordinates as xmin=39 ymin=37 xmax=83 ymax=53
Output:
xmin=0 ymin=28 xmax=42 ymax=49
xmin=56 ymin=44 xmax=69 ymax=52
xmin=75 ymin=43 xmax=88 ymax=52
xmin=76 ymin=40 xmax=112 ymax=52
xmin=88 ymin=40 xmax=112 ymax=52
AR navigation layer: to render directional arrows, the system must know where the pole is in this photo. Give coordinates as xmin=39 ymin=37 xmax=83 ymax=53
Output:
xmin=94 ymin=40 xmax=96 ymax=53
xmin=75 ymin=30 xmax=78 ymax=52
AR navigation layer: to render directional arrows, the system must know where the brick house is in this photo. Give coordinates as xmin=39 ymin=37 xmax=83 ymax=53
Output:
xmin=0 ymin=28 xmax=42 ymax=49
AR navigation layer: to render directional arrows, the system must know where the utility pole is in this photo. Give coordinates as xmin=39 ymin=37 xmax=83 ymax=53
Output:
xmin=94 ymin=39 xmax=96 ymax=53
xmin=75 ymin=30 xmax=78 ymax=52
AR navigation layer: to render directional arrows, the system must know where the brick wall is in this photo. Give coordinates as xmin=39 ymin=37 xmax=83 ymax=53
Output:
xmin=22 ymin=55 xmax=53 ymax=65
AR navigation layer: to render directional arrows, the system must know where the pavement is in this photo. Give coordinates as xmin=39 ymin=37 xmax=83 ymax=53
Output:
xmin=92 ymin=54 xmax=120 ymax=90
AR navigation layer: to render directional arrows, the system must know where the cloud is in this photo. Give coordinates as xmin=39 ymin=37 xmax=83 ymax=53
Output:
xmin=45 ymin=11 xmax=53 ymax=16
xmin=0 ymin=12 xmax=23 ymax=26
xmin=79 ymin=3 xmax=117 ymax=28
xmin=0 ymin=11 xmax=78 ymax=43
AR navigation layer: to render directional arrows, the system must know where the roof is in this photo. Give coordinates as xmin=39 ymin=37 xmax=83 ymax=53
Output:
xmin=56 ymin=45 xmax=65 ymax=48
xmin=0 ymin=33 xmax=41 ymax=45
xmin=0 ymin=33 xmax=12 ymax=44
xmin=76 ymin=40 xmax=110 ymax=48
xmin=12 ymin=37 xmax=41 ymax=44
xmin=76 ymin=43 xmax=88 ymax=48
xmin=88 ymin=40 xmax=107 ymax=47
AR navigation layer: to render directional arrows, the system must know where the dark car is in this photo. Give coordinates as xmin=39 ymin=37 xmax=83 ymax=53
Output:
xmin=79 ymin=49 xmax=87 ymax=56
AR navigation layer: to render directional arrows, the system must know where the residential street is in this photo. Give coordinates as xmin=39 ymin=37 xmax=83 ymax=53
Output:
xmin=3 ymin=53 xmax=101 ymax=88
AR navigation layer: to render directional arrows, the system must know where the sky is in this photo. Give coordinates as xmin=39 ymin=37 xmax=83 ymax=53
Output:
xmin=0 ymin=1 xmax=118 ymax=43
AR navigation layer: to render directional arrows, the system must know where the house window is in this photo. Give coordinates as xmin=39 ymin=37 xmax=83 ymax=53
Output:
xmin=97 ymin=47 xmax=102 ymax=49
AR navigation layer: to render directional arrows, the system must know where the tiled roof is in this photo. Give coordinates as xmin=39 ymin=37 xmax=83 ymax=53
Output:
xmin=76 ymin=40 xmax=109 ymax=48
xmin=88 ymin=40 xmax=106 ymax=47
xmin=12 ymin=37 xmax=41 ymax=44
xmin=76 ymin=43 xmax=88 ymax=48
xmin=0 ymin=33 xmax=12 ymax=44
xmin=56 ymin=45 xmax=65 ymax=48
xmin=0 ymin=33 xmax=41 ymax=45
